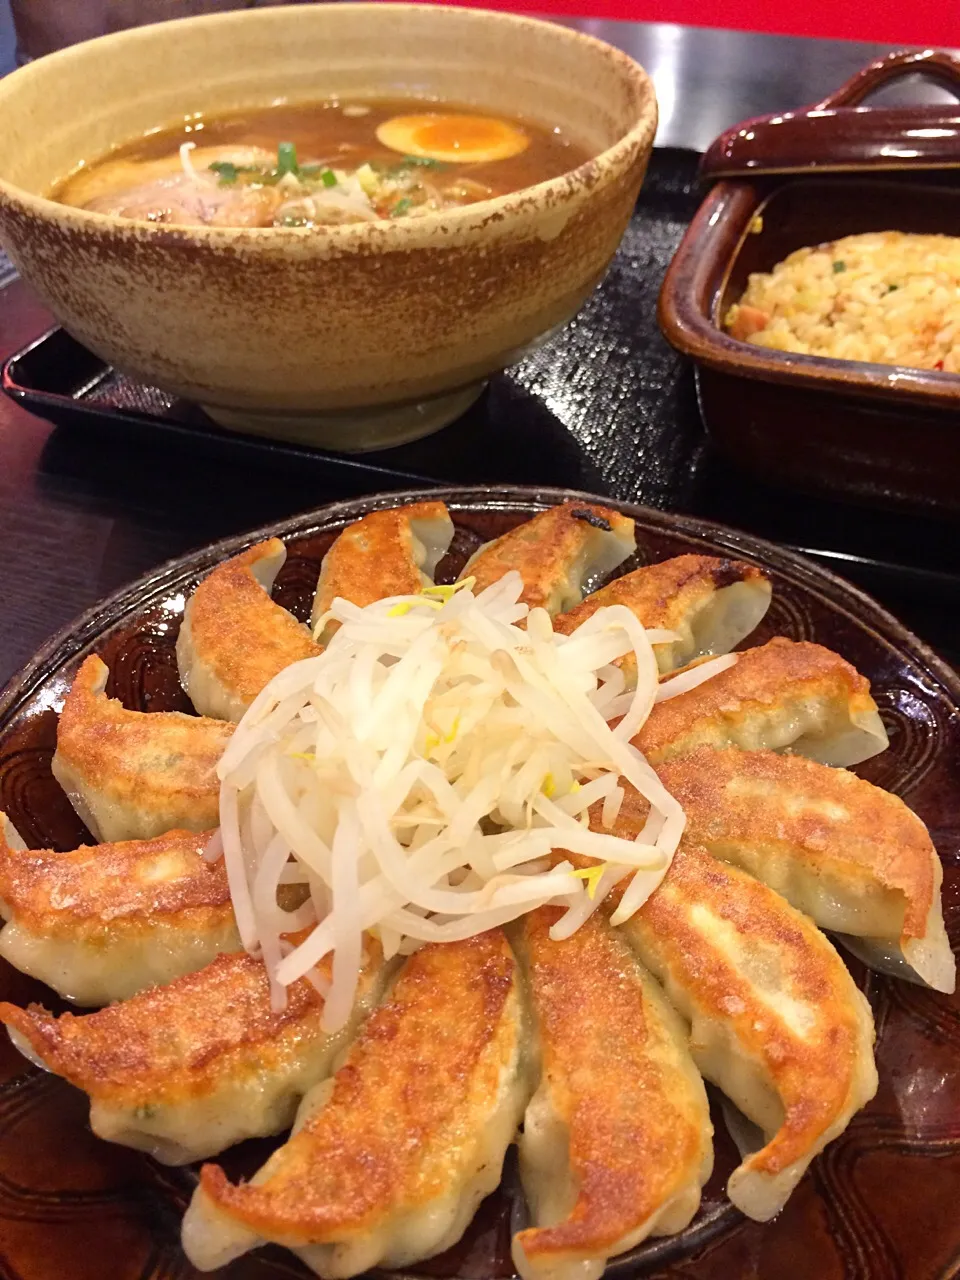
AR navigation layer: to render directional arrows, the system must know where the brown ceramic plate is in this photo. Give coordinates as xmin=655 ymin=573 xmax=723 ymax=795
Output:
xmin=659 ymin=51 xmax=960 ymax=516
xmin=0 ymin=484 xmax=958 ymax=1280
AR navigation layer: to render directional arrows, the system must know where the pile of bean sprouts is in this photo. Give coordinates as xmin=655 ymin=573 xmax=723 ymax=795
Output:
xmin=207 ymin=571 xmax=737 ymax=1031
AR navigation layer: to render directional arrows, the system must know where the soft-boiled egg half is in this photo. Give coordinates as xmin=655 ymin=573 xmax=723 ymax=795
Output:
xmin=375 ymin=113 xmax=530 ymax=164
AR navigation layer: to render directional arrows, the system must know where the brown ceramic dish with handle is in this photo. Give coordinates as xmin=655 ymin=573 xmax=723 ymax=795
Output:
xmin=659 ymin=50 xmax=960 ymax=516
xmin=0 ymin=483 xmax=958 ymax=1280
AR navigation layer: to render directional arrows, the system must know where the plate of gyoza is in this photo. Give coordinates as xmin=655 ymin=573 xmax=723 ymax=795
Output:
xmin=0 ymin=484 xmax=956 ymax=1280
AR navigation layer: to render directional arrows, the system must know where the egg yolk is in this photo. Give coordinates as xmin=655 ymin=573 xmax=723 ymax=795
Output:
xmin=375 ymin=113 xmax=530 ymax=164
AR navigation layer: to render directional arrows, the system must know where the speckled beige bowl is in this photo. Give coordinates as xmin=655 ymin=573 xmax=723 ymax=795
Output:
xmin=0 ymin=4 xmax=657 ymax=451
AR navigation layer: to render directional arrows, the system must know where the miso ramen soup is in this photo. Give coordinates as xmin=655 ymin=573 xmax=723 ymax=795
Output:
xmin=54 ymin=98 xmax=590 ymax=229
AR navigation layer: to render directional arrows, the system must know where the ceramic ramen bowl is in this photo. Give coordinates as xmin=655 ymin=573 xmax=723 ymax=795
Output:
xmin=0 ymin=4 xmax=657 ymax=451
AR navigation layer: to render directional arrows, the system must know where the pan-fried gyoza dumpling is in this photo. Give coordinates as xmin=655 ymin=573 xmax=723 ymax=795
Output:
xmin=0 ymin=942 xmax=386 ymax=1165
xmin=51 ymin=654 xmax=232 ymax=842
xmin=636 ymin=637 xmax=888 ymax=767
xmin=182 ymin=930 xmax=529 ymax=1277
xmin=512 ymin=908 xmax=712 ymax=1280
xmin=0 ymin=817 xmax=238 ymax=1005
xmin=555 ymin=554 xmax=771 ymax=678
xmin=311 ymin=501 xmax=455 ymax=640
xmin=177 ymin=539 xmax=321 ymax=722
xmin=461 ymin=502 xmax=636 ymax=615
xmin=613 ymin=843 xmax=878 ymax=1222
xmin=657 ymin=748 xmax=956 ymax=994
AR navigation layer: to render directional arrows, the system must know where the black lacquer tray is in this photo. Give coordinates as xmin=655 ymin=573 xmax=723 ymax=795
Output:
xmin=5 ymin=148 xmax=960 ymax=664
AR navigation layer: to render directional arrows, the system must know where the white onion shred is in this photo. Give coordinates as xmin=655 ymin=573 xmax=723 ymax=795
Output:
xmin=212 ymin=572 xmax=694 ymax=1031
xmin=655 ymin=652 xmax=739 ymax=701
xmin=179 ymin=141 xmax=201 ymax=184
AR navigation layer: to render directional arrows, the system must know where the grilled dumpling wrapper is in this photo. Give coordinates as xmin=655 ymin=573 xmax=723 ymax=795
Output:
xmin=461 ymin=502 xmax=636 ymax=614
xmin=513 ymin=908 xmax=712 ymax=1280
xmin=0 ymin=943 xmax=386 ymax=1165
xmin=183 ymin=930 xmax=529 ymax=1278
xmin=636 ymin=637 xmax=888 ymax=767
xmin=555 ymin=554 xmax=771 ymax=677
xmin=311 ymin=501 xmax=455 ymax=639
xmin=611 ymin=843 xmax=877 ymax=1222
xmin=658 ymin=748 xmax=955 ymax=994
xmin=0 ymin=817 xmax=238 ymax=1005
xmin=52 ymin=654 xmax=232 ymax=842
xmin=177 ymin=538 xmax=321 ymax=722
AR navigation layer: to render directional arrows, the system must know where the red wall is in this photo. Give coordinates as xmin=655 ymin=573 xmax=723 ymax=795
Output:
xmin=383 ymin=0 xmax=960 ymax=49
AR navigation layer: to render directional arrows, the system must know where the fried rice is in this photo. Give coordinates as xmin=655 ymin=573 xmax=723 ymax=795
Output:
xmin=724 ymin=231 xmax=960 ymax=373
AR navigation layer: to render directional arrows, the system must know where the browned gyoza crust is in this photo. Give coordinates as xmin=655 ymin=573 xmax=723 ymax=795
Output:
xmin=634 ymin=636 xmax=887 ymax=766
xmin=652 ymin=748 xmax=955 ymax=994
xmin=554 ymin=553 xmax=771 ymax=674
xmin=193 ymin=931 xmax=525 ymax=1256
xmin=461 ymin=502 xmax=636 ymax=614
xmin=0 ymin=941 xmax=386 ymax=1166
xmin=0 ymin=824 xmax=229 ymax=936
xmin=513 ymin=907 xmax=712 ymax=1274
xmin=177 ymin=538 xmax=321 ymax=722
xmin=659 ymin=747 xmax=934 ymax=940
xmin=311 ymin=501 xmax=454 ymax=634
xmin=0 ymin=947 xmax=360 ymax=1106
xmin=52 ymin=653 xmax=232 ymax=842
xmin=588 ymin=841 xmax=877 ymax=1221
xmin=0 ymin=822 xmax=238 ymax=1004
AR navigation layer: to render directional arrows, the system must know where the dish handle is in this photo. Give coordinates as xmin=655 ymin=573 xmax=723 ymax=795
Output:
xmin=815 ymin=48 xmax=960 ymax=108
xmin=700 ymin=46 xmax=960 ymax=180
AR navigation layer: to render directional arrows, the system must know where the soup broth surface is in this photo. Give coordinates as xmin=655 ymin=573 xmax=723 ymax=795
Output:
xmin=55 ymin=98 xmax=590 ymax=229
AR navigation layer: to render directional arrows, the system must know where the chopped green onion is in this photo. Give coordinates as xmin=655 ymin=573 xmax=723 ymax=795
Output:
xmin=211 ymin=160 xmax=276 ymax=185
xmin=391 ymin=196 xmax=413 ymax=218
xmin=832 ymin=260 xmax=847 ymax=274
xmin=277 ymin=141 xmax=299 ymax=177
xmin=400 ymin=155 xmax=447 ymax=169
xmin=382 ymin=155 xmax=450 ymax=177
xmin=209 ymin=161 xmax=238 ymax=184
xmin=320 ymin=169 xmax=338 ymax=188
